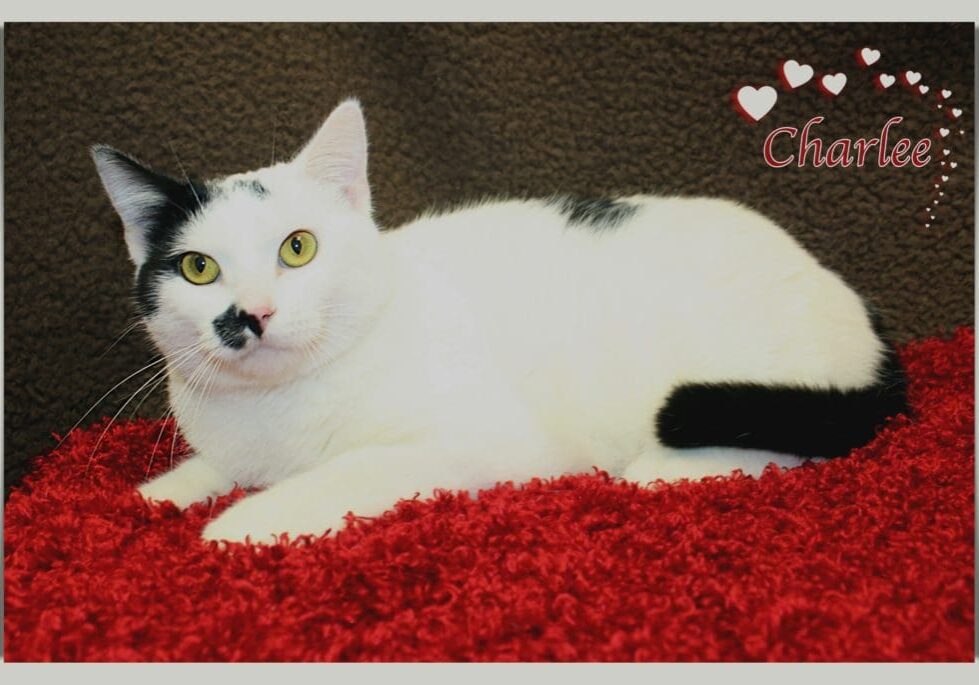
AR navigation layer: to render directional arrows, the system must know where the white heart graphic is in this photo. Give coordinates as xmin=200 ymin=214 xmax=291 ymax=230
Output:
xmin=860 ymin=47 xmax=881 ymax=66
xmin=950 ymin=162 xmax=958 ymax=168
xmin=925 ymin=223 xmax=930 ymax=227
xmin=939 ymin=192 xmax=944 ymax=196
xmin=919 ymin=85 xmax=929 ymax=94
xmin=941 ymin=175 xmax=949 ymax=182
xmin=951 ymin=108 xmax=962 ymax=118
xmin=943 ymin=149 xmax=950 ymax=156
xmin=904 ymin=70 xmax=922 ymax=85
xmin=940 ymin=128 xmax=950 ymax=137
xmin=736 ymin=85 xmax=777 ymax=122
xmin=878 ymin=73 xmax=895 ymax=88
xmin=820 ymin=73 xmax=847 ymax=96
xmin=781 ymin=60 xmax=814 ymax=88
xmin=941 ymin=89 xmax=952 ymax=99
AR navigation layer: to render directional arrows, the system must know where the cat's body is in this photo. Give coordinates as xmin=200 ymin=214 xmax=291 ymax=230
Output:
xmin=92 ymin=101 xmax=906 ymax=543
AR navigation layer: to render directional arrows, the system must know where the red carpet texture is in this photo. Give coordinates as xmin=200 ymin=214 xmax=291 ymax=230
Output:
xmin=4 ymin=328 xmax=975 ymax=662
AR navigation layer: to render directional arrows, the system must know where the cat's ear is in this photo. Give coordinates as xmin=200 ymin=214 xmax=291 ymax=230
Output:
xmin=295 ymin=99 xmax=371 ymax=214
xmin=91 ymin=145 xmax=189 ymax=265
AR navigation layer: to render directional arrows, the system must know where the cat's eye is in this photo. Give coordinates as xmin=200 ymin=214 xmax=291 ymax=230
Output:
xmin=279 ymin=230 xmax=317 ymax=268
xmin=179 ymin=252 xmax=221 ymax=285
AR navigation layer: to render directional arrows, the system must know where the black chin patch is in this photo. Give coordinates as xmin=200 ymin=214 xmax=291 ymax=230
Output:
xmin=212 ymin=305 xmax=261 ymax=349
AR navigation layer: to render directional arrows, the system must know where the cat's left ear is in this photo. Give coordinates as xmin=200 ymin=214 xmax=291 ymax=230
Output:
xmin=296 ymin=99 xmax=371 ymax=214
xmin=91 ymin=145 xmax=199 ymax=265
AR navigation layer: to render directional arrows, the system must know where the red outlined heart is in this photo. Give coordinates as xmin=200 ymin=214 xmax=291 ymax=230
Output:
xmin=779 ymin=59 xmax=814 ymax=90
xmin=732 ymin=85 xmax=777 ymax=123
xmin=818 ymin=73 xmax=847 ymax=97
xmin=855 ymin=47 xmax=881 ymax=67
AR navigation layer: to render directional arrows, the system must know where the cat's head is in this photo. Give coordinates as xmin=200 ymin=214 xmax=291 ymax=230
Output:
xmin=92 ymin=99 xmax=387 ymax=385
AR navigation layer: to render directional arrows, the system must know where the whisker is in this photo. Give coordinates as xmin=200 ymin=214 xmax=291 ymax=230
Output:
xmin=100 ymin=318 xmax=144 ymax=359
xmin=128 ymin=367 xmax=173 ymax=419
xmin=145 ymin=411 xmax=174 ymax=479
xmin=185 ymin=356 xmax=218 ymax=439
xmin=167 ymin=140 xmax=204 ymax=211
xmin=84 ymin=342 xmax=207 ymax=473
xmin=167 ymin=350 xmax=215 ymax=469
xmin=59 ymin=354 xmax=171 ymax=447
xmin=270 ymin=107 xmax=277 ymax=166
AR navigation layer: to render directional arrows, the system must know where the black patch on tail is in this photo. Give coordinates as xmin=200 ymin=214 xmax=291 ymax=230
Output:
xmin=655 ymin=334 xmax=908 ymax=458
xmin=549 ymin=196 xmax=638 ymax=232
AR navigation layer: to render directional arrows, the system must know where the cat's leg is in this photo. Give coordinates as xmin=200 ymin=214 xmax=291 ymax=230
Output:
xmin=138 ymin=455 xmax=232 ymax=508
xmin=200 ymin=444 xmax=449 ymax=544
xmin=622 ymin=443 xmax=813 ymax=486
xmin=201 ymin=435 xmax=563 ymax=544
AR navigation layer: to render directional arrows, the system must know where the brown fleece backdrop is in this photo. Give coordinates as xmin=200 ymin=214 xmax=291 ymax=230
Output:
xmin=4 ymin=23 xmax=974 ymax=495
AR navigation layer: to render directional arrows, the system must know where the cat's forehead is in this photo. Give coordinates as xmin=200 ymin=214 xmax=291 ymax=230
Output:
xmin=193 ymin=167 xmax=288 ymax=225
xmin=182 ymin=163 xmax=321 ymax=247
xmin=210 ymin=163 xmax=290 ymax=200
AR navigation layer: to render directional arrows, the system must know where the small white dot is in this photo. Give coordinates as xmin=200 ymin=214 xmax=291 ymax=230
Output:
xmin=925 ymin=223 xmax=930 ymax=227
xmin=941 ymin=161 xmax=946 ymax=165
xmin=934 ymin=199 xmax=939 ymax=204
xmin=938 ymin=104 xmax=943 ymax=109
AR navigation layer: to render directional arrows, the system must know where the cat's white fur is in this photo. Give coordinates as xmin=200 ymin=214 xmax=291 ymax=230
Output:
xmin=95 ymin=100 xmax=883 ymax=544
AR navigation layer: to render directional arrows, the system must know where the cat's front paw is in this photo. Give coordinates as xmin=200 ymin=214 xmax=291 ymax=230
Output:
xmin=201 ymin=491 xmax=349 ymax=545
xmin=138 ymin=456 xmax=230 ymax=509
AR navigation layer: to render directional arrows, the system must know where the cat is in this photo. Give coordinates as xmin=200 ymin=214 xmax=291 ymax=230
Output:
xmin=91 ymin=99 xmax=907 ymax=544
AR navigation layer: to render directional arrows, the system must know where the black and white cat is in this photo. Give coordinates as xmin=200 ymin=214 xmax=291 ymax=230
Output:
xmin=92 ymin=100 xmax=907 ymax=543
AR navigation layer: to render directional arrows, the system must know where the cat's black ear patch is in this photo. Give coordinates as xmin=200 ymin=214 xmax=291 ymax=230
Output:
xmin=91 ymin=145 xmax=210 ymax=246
xmin=548 ymin=196 xmax=639 ymax=232
xmin=92 ymin=145 xmax=212 ymax=317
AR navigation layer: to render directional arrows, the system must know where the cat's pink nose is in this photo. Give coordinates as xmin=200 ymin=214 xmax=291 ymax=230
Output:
xmin=246 ymin=306 xmax=276 ymax=332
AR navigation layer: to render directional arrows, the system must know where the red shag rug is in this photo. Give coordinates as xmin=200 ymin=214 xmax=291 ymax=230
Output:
xmin=4 ymin=328 xmax=975 ymax=662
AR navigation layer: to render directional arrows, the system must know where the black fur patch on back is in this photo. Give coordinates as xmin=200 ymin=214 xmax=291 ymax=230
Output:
xmin=655 ymin=344 xmax=908 ymax=458
xmin=549 ymin=196 xmax=638 ymax=232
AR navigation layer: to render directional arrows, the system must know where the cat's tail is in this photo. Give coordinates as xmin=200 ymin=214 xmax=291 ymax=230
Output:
xmin=654 ymin=344 xmax=908 ymax=459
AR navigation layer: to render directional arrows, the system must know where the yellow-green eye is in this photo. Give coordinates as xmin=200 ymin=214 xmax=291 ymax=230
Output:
xmin=280 ymin=230 xmax=317 ymax=268
xmin=179 ymin=252 xmax=220 ymax=285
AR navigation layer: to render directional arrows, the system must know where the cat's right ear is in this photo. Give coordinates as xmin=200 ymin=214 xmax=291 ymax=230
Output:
xmin=91 ymin=145 xmax=182 ymax=265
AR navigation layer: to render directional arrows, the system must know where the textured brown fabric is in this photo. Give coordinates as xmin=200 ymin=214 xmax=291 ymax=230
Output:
xmin=4 ymin=23 xmax=974 ymax=494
